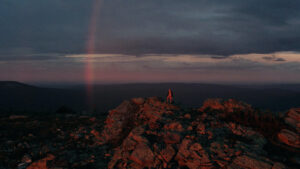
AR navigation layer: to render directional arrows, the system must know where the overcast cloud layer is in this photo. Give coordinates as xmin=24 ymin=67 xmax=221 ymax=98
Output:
xmin=1 ymin=0 xmax=300 ymax=55
xmin=0 ymin=0 xmax=300 ymax=83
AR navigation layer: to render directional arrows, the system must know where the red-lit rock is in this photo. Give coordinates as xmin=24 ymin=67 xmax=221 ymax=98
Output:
xmin=163 ymin=132 xmax=181 ymax=144
xmin=160 ymin=144 xmax=176 ymax=163
xmin=284 ymin=108 xmax=300 ymax=132
xmin=164 ymin=122 xmax=184 ymax=132
xmin=184 ymin=113 xmax=191 ymax=119
xmin=100 ymin=100 xmax=140 ymax=145
xmin=22 ymin=154 xmax=32 ymax=164
xmin=129 ymin=143 xmax=155 ymax=166
xmin=277 ymin=129 xmax=300 ymax=148
xmin=175 ymin=138 xmax=214 ymax=168
xmin=132 ymin=97 xmax=145 ymax=105
xmin=196 ymin=123 xmax=206 ymax=135
xmin=26 ymin=154 xmax=55 ymax=169
xmin=272 ymin=162 xmax=286 ymax=169
xmin=229 ymin=155 xmax=272 ymax=169
xmin=199 ymin=98 xmax=225 ymax=111
xmin=199 ymin=98 xmax=252 ymax=113
xmin=94 ymin=97 xmax=290 ymax=168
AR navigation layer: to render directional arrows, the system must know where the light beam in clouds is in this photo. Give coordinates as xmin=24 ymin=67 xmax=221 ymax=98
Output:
xmin=85 ymin=0 xmax=102 ymax=111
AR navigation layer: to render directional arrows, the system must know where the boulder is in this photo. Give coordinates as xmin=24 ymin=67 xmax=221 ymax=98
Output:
xmin=175 ymin=138 xmax=214 ymax=169
xmin=22 ymin=154 xmax=32 ymax=164
xmin=230 ymin=155 xmax=272 ymax=169
xmin=284 ymin=108 xmax=300 ymax=132
xmin=272 ymin=162 xmax=286 ymax=169
xmin=163 ymin=132 xmax=181 ymax=144
xmin=26 ymin=154 xmax=55 ymax=169
xmin=199 ymin=99 xmax=225 ymax=111
xmin=163 ymin=122 xmax=183 ymax=132
xmin=160 ymin=144 xmax=176 ymax=163
xmin=129 ymin=143 xmax=155 ymax=167
xmin=100 ymin=100 xmax=140 ymax=145
xmin=277 ymin=129 xmax=300 ymax=148
xmin=199 ymin=98 xmax=252 ymax=113
xmin=132 ymin=97 xmax=145 ymax=105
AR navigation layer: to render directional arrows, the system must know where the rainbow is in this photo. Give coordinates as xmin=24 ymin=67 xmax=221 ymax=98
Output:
xmin=85 ymin=0 xmax=102 ymax=111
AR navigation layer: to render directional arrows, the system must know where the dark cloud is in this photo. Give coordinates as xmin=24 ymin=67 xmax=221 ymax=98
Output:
xmin=0 ymin=54 xmax=64 ymax=61
xmin=274 ymin=58 xmax=286 ymax=62
xmin=0 ymin=0 xmax=300 ymax=57
xmin=262 ymin=56 xmax=286 ymax=62
xmin=210 ymin=56 xmax=227 ymax=59
xmin=262 ymin=56 xmax=275 ymax=61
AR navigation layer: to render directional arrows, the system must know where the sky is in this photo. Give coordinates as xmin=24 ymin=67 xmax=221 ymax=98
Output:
xmin=0 ymin=0 xmax=300 ymax=84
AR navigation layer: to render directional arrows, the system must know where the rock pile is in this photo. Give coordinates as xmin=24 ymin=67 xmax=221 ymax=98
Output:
xmin=100 ymin=97 xmax=295 ymax=169
xmin=199 ymin=98 xmax=252 ymax=113
xmin=0 ymin=97 xmax=299 ymax=169
xmin=277 ymin=108 xmax=300 ymax=148
xmin=0 ymin=114 xmax=108 ymax=169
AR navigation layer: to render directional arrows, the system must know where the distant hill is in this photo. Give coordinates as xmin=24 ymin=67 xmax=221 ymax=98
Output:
xmin=0 ymin=81 xmax=33 ymax=88
xmin=0 ymin=81 xmax=300 ymax=114
xmin=237 ymin=84 xmax=300 ymax=92
xmin=0 ymin=81 xmax=85 ymax=113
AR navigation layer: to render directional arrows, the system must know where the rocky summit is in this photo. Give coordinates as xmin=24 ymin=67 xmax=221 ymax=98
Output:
xmin=0 ymin=97 xmax=299 ymax=169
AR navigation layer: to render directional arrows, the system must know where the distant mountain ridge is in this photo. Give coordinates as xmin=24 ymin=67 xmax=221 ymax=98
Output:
xmin=0 ymin=81 xmax=300 ymax=113
xmin=0 ymin=81 xmax=85 ymax=113
xmin=0 ymin=81 xmax=36 ymax=89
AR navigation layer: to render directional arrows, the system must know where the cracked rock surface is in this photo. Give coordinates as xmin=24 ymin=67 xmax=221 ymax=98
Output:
xmin=0 ymin=97 xmax=299 ymax=169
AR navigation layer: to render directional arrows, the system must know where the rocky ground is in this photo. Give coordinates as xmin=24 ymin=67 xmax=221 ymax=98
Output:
xmin=0 ymin=97 xmax=299 ymax=169
xmin=0 ymin=114 xmax=108 ymax=169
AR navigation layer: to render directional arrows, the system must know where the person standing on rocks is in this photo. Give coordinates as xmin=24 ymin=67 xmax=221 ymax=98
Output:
xmin=167 ymin=88 xmax=173 ymax=104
